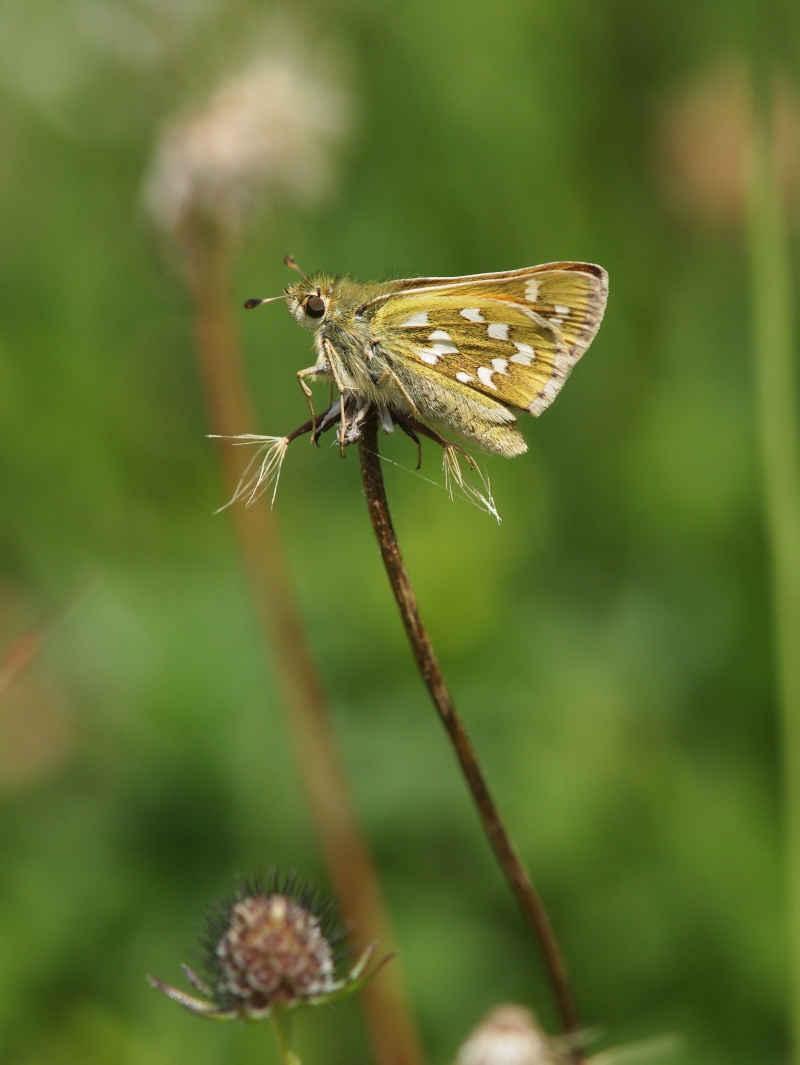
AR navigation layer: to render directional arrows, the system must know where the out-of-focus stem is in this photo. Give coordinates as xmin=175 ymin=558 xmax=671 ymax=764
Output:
xmin=270 ymin=1011 xmax=302 ymax=1065
xmin=180 ymin=215 xmax=424 ymax=1065
xmin=0 ymin=576 xmax=99 ymax=701
xmin=747 ymin=83 xmax=800 ymax=1060
xmin=357 ymin=415 xmax=582 ymax=1059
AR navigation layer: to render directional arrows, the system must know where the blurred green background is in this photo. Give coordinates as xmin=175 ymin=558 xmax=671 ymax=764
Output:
xmin=1 ymin=0 xmax=798 ymax=1063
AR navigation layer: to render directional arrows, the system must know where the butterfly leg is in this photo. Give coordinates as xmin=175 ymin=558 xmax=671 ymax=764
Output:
xmin=392 ymin=412 xmax=497 ymax=517
xmin=317 ymin=339 xmax=356 ymax=456
xmin=393 ymin=413 xmax=476 ymax=470
xmin=338 ymin=392 xmax=348 ymax=456
xmin=394 ymin=418 xmax=422 ymax=469
xmin=296 ymin=366 xmax=321 ymax=442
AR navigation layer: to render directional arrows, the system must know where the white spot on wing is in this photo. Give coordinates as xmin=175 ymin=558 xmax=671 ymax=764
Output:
xmin=487 ymin=322 xmax=510 ymax=341
xmin=455 ymin=371 xmax=473 ymax=384
xmin=460 ymin=307 xmax=486 ymax=323
xmin=524 ymin=279 xmax=540 ymax=302
xmin=554 ymin=305 xmax=570 ymax=316
xmin=428 ymin=329 xmax=453 ymax=341
xmin=417 ymin=342 xmax=459 ymax=364
xmin=399 ymin=311 xmax=430 ymax=327
xmin=477 ymin=366 xmax=497 ymax=389
xmin=510 ymin=342 xmax=534 ymax=366
xmin=491 ymin=358 xmax=509 ymax=374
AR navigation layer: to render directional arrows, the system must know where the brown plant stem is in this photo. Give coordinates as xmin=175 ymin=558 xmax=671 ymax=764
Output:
xmin=180 ymin=215 xmax=424 ymax=1065
xmin=358 ymin=414 xmax=581 ymax=1056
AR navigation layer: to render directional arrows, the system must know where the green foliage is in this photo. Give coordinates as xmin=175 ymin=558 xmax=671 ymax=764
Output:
xmin=0 ymin=1 xmax=796 ymax=1063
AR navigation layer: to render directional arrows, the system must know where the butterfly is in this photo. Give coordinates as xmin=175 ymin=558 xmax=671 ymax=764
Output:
xmin=236 ymin=259 xmax=607 ymax=511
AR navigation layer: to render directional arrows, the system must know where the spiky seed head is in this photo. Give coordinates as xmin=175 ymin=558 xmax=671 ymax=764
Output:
xmin=147 ymin=872 xmax=391 ymax=1022
xmin=215 ymin=893 xmax=337 ymax=1016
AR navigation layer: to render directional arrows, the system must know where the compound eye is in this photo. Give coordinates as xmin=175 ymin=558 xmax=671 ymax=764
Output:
xmin=304 ymin=295 xmax=326 ymax=319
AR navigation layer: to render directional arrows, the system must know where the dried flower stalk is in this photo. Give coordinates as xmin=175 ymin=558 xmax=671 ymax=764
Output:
xmin=358 ymin=413 xmax=581 ymax=1058
xmin=144 ymin=41 xmax=422 ymax=1065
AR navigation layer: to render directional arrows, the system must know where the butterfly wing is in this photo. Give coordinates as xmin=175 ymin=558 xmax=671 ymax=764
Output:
xmin=359 ymin=263 xmax=607 ymax=416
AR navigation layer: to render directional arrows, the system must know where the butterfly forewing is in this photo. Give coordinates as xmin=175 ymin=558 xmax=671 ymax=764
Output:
xmin=363 ymin=263 xmax=607 ymax=417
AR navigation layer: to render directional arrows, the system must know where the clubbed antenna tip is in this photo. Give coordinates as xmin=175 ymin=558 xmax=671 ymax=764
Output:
xmin=243 ymin=294 xmax=285 ymax=310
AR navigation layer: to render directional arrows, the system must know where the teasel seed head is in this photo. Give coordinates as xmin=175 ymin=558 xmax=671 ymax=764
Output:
xmin=213 ymin=890 xmax=336 ymax=1015
xmin=148 ymin=873 xmax=391 ymax=1022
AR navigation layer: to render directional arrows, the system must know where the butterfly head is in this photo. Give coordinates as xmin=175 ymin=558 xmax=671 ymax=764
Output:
xmin=285 ymin=275 xmax=335 ymax=331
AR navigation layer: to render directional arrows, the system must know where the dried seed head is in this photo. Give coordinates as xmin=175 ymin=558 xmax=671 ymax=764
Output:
xmin=456 ymin=1006 xmax=565 ymax=1065
xmin=456 ymin=1007 xmax=681 ymax=1065
xmin=214 ymin=893 xmax=337 ymax=1016
xmin=144 ymin=31 xmax=350 ymax=239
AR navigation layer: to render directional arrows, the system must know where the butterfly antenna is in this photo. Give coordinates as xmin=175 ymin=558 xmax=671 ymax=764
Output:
xmin=284 ymin=255 xmax=307 ymax=278
xmin=243 ymin=294 xmax=285 ymax=310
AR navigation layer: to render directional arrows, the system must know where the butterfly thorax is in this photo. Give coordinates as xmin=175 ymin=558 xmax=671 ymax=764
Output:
xmin=285 ymin=274 xmax=406 ymax=399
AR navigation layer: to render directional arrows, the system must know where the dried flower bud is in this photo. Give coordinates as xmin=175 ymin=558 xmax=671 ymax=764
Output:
xmin=144 ymin=31 xmax=350 ymax=239
xmin=456 ymin=1005 xmax=566 ymax=1065
xmin=456 ymin=1006 xmax=680 ymax=1065
xmin=148 ymin=874 xmax=390 ymax=1021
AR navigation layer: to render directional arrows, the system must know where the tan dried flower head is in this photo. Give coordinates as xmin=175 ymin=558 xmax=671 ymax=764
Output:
xmin=456 ymin=1005 xmax=565 ymax=1065
xmin=145 ymin=34 xmax=350 ymax=236
xmin=456 ymin=1006 xmax=680 ymax=1065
